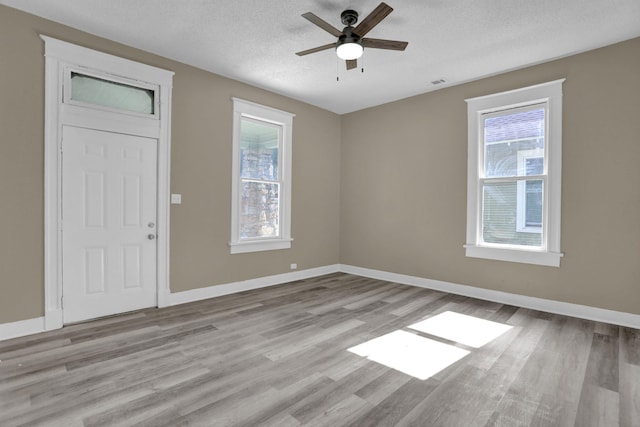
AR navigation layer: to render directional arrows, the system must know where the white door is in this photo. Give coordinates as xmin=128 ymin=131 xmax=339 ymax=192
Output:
xmin=62 ymin=125 xmax=158 ymax=323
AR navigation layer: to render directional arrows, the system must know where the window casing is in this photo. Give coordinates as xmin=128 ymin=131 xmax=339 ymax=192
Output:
xmin=230 ymin=98 xmax=294 ymax=254
xmin=465 ymin=80 xmax=564 ymax=267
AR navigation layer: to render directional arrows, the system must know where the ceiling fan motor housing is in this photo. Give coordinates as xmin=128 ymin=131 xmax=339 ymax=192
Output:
xmin=338 ymin=30 xmax=360 ymax=45
xmin=339 ymin=10 xmax=361 ymax=47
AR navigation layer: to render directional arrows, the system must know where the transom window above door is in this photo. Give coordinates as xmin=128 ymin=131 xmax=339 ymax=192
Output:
xmin=65 ymin=69 xmax=159 ymax=118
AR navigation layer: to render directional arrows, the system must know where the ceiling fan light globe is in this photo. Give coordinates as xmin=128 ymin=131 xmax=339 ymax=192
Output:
xmin=336 ymin=42 xmax=363 ymax=60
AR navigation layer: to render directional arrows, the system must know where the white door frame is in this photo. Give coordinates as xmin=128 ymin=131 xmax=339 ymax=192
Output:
xmin=42 ymin=36 xmax=174 ymax=330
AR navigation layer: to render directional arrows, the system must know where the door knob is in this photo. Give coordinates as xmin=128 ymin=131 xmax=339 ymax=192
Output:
xmin=147 ymin=234 xmax=156 ymax=240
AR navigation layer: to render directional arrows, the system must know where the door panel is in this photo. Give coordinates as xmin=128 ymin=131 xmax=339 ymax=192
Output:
xmin=62 ymin=125 xmax=158 ymax=323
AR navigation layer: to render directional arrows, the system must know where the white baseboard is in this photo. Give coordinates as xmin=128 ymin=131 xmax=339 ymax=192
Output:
xmin=0 ymin=265 xmax=341 ymax=342
xmin=339 ymin=264 xmax=640 ymax=329
xmin=168 ymin=264 xmax=341 ymax=306
xmin=3 ymin=262 xmax=639 ymax=342
xmin=0 ymin=316 xmax=46 ymax=342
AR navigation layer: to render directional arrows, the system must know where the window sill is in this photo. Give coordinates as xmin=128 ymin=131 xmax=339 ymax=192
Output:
xmin=464 ymin=244 xmax=562 ymax=267
xmin=229 ymin=238 xmax=292 ymax=254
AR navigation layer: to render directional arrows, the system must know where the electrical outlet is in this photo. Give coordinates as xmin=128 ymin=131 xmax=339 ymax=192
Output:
xmin=171 ymin=194 xmax=182 ymax=204
xmin=290 ymin=263 xmax=297 ymax=270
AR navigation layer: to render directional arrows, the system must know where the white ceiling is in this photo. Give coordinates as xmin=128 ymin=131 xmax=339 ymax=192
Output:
xmin=3 ymin=0 xmax=640 ymax=114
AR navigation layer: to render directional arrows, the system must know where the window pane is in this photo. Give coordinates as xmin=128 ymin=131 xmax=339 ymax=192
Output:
xmin=484 ymin=108 xmax=545 ymax=178
xmin=240 ymin=119 xmax=279 ymax=181
xmin=240 ymin=181 xmax=280 ymax=239
xmin=526 ymin=157 xmax=543 ymax=176
xmin=482 ymin=181 xmax=542 ymax=247
xmin=525 ymin=180 xmax=543 ymax=227
xmin=70 ymin=72 xmax=154 ymax=114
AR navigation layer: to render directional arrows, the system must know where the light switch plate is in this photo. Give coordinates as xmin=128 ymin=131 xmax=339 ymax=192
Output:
xmin=171 ymin=194 xmax=182 ymax=204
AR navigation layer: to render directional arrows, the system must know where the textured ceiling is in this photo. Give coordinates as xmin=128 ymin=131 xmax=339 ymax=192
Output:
xmin=2 ymin=0 xmax=640 ymax=114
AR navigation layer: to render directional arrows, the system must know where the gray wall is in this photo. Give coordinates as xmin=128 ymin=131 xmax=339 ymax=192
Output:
xmin=1 ymin=4 xmax=639 ymax=324
xmin=341 ymin=37 xmax=640 ymax=315
xmin=0 ymin=6 xmax=342 ymax=323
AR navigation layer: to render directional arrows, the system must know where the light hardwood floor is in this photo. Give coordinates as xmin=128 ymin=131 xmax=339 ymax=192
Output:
xmin=1 ymin=273 xmax=638 ymax=426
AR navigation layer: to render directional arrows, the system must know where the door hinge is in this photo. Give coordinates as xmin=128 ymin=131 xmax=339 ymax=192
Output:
xmin=60 ymin=296 xmax=64 ymax=309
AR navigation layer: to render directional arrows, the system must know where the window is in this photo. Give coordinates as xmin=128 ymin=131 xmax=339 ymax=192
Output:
xmin=65 ymin=70 xmax=158 ymax=117
xmin=465 ymin=80 xmax=564 ymax=266
xmin=230 ymin=98 xmax=294 ymax=254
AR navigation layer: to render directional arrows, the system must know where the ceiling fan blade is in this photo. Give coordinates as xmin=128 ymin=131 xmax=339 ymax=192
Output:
xmin=352 ymin=2 xmax=393 ymax=38
xmin=346 ymin=59 xmax=358 ymax=70
xmin=362 ymin=38 xmax=408 ymax=51
xmin=296 ymin=43 xmax=336 ymax=56
xmin=302 ymin=12 xmax=343 ymax=37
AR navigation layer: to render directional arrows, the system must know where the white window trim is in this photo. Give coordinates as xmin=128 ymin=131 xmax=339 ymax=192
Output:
xmin=465 ymin=79 xmax=565 ymax=267
xmin=230 ymin=98 xmax=294 ymax=254
xmin=516 ymin=149 xmax=544 ymax=234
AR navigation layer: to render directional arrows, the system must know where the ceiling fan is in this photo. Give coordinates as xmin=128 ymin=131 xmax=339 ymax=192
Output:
xmin=296 ymin=2 xmax=408 ymax=70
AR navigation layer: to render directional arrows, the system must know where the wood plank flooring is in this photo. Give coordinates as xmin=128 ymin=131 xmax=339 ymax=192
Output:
xmin=1 ymin=273 xmax=638 ymax=426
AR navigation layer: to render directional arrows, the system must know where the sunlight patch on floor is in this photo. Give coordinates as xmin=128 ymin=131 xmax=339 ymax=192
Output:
xmin=348 ymin=311 xmax=514 ymax=380
xmin=408 ymin=311 xmax=513 ymax=348
xmin=348 ymin=330 xmax=470 ymax=380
